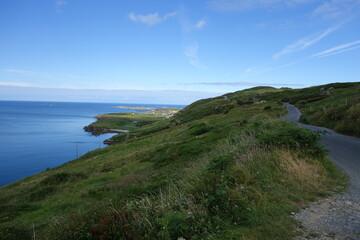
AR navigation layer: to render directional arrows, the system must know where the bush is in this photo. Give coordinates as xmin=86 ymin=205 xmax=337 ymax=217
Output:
xmin=41 ymin=173 xmax=71 ymax=185
xmin=41 ymin=172 xmax=87 ymax=185
xmin=188 ymin=123 xmax=212 ymax=136
xmin=28 ymin=185 xmax=57 ymax=201
xmin=246 ymin=121 xmax=325 ymax=158
xmin=0 ymin=226 xmax=32 ymax=240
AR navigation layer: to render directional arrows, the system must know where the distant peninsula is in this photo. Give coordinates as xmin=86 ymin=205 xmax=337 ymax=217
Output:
xmin=114 ymin=106 xmax=156 ymax=110
xmin=114 ymin=105 xmax=180 ymax=114
xmin=84 ymin=106 xmax=181 ymax=140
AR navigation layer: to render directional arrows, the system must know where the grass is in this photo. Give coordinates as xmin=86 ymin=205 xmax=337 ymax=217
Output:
xmin=0 ymin=84 xmax=350 ymax=240
xmin=88 ymin=111 xmax=171 ymax=131
xmin=85 ymin=108 xmax=181 ymax=143
xmin=267 ymin=82 xmax=360 ymax=137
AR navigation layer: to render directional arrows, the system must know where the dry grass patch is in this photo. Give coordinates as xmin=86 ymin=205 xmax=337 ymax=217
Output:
xmin=276 ymin=149 xmax=325 ymax=188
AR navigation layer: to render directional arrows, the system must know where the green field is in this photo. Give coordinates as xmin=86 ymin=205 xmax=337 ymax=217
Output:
xmin=0 ymin=84 xmax=353 ymax=240
xmin=87 ymin=107 xmax=180 ymax=130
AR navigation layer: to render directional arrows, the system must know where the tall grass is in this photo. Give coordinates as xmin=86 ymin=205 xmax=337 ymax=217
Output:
xmin=0 ymin=84 xmax=351 ymax=239
xmin=45 ymin=121 xmax=345 ymax=240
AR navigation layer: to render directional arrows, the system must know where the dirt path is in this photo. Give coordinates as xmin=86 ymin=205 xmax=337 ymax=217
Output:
xmin=283 ymin=103 xmax=360 ymax=240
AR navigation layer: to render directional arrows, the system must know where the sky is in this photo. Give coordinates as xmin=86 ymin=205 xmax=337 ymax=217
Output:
xmin=0 ymin=0 xmax=359 ymax=104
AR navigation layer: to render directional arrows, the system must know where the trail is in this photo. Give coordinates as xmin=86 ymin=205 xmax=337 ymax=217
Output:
xmin=283 ymin=103 xmax=360 ymax=240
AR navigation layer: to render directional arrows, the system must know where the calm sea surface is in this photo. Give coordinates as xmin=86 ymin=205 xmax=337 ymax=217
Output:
xmin=0 ymin=100 xmax=182 ymax=187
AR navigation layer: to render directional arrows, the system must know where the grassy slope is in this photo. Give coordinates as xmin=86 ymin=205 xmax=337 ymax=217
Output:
xmin=0 ymin=86 xmax=348 ymax=240
xmin=268 ymin=82 xmax=360 ymax=137
xmin=87 ymin=108 xmax=180 ymax=131
xmin=88 ymin=113 xmax=164 ymax=131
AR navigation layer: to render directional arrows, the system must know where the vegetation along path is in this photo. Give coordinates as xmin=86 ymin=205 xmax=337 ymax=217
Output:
xmin=284 ymin=103 xmax=360 ymax=240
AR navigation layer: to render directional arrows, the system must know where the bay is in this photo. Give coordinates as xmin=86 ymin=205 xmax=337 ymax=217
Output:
xmin=0 ymin=100 xmax=182 ymax=186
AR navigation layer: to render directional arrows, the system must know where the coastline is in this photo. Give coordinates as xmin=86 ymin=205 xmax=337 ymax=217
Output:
xmin=0 ymin=101 xmax=122 ymax=187
xmin=83 ymin=107 xmax=181 ymax=145
xmin=83 ymin=125 xmax=129 ymax=136
xmin=83 ymin=125 xmax=128 ymax=145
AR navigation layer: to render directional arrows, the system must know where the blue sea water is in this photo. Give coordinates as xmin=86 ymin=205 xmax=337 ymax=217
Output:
xmin=0 ymin=101 xmax=182 ymax=187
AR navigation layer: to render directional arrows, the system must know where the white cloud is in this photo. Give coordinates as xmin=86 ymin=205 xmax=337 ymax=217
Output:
xmin=195 ymin=19 xmax=206 ymax=29
xmin=56 ymin=0 xmax=67 ymax=6
xmin=127 ymin=12 xmax=176 ymax=26
xmin=184 ymin=43 xmax=207 ymax=69
xmin=208 ymin=0 xmax=315 ymax=12
xmin=55 ymin=0 xmax=67 ymax=13
xmin=164 ymin=12 xmax=177 ymax=19
xmin=2 ymin=69 xmax=105 ymax=82
xmin=243 ymin=60 xmax=302 ymax=77
xmin=3 ymin=69 xmax=53 ymax=78
xmin=273 ymin=26 xmax=339 ymax=59
xmin=0 ymin=81 xmax=33 ymax=87
xmin=261 ymin=60 xmax=302 ymax=74
xmin=311 ymin=40 xmax=360 ymax=58
xmin=312 ymin=0 xmax=360 ymax=20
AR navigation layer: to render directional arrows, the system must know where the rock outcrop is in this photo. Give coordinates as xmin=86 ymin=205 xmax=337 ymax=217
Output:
xmin=83 ymin=125 xmax=129 ymax=136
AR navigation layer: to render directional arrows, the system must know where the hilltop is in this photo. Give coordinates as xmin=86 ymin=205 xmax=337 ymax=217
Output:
xmin=1 ymin=82 xmax=358 ymax=239
xmin=267 ymin=82 xmax=360 ymax=137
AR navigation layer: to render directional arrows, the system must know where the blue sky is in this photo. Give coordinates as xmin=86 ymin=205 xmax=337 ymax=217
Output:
xmin=0 ymin=0 xmax=359 ymax=104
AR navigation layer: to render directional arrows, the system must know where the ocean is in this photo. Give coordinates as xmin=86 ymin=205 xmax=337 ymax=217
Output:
xmin=0 ymin=100 xmax=182 ymax=187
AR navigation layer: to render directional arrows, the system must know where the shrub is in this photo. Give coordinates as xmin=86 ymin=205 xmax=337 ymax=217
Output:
xmin=41 ymin=172 xmax=87 ymax=185
xmin=41 ymin=173 xmax=71 ymax=185
xmin=248 ymin=121 xmax=325 ymax=158
xmin=0 ymin=226 xmax=32 ymax=240
xmin=188 ymin=123 xmax=212 ymax=136
xmin=28 ymin=185 xmax=57 ymax=201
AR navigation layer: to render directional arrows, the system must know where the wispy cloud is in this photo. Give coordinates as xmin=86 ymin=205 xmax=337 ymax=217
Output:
xmin=191 ymin=81 xmax=304 ymax=87
xmin=177 ymin=7 xmax=206 ymax=32
xmin=276 ymin=61 xmax=300 ymax=69
xmin=0 ymin=81 xmax=33 ymax=87
xmin=208 ymin=0 xmax=315 ymax=12
xmin=55 ymin=0 xmax=67 ymax=13
xmin=273 ymin=26 xmax=339 ymax=59
xmin=184 ymin=43 xmax=207 ymax=69
xmin=312 ymin=0 xmax=360 ymax=20
xmin=3 ymin=69 xmax=55 ymax=79
xmin=2 ymin=69 xmax=105 ymax=83
xmin=195 ymin=19 xmax=206 ymax=29
xmin=235 ymin=60 xmax=302 ymax=80
xmin=256 ymin=60 xmax=302 ymax=74
xmin=311 ymin=40 xmax=360 ymax=58
xmin=127 ymin=12 xmax=176 ymax=26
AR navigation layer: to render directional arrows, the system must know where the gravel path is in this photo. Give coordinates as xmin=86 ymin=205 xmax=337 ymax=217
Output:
xmin=283 ymin=103 xmax=360 ymax=240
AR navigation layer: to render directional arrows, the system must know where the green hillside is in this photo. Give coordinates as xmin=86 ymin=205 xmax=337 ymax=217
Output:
xmin=269 ymin=82 xmax=360 ymax=137
xmin=0 ymin=83 xmax=353 ymax=240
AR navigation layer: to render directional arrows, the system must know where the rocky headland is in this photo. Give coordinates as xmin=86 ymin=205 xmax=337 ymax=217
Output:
xmin=83 ymin=125 xmax=129 ymax=136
